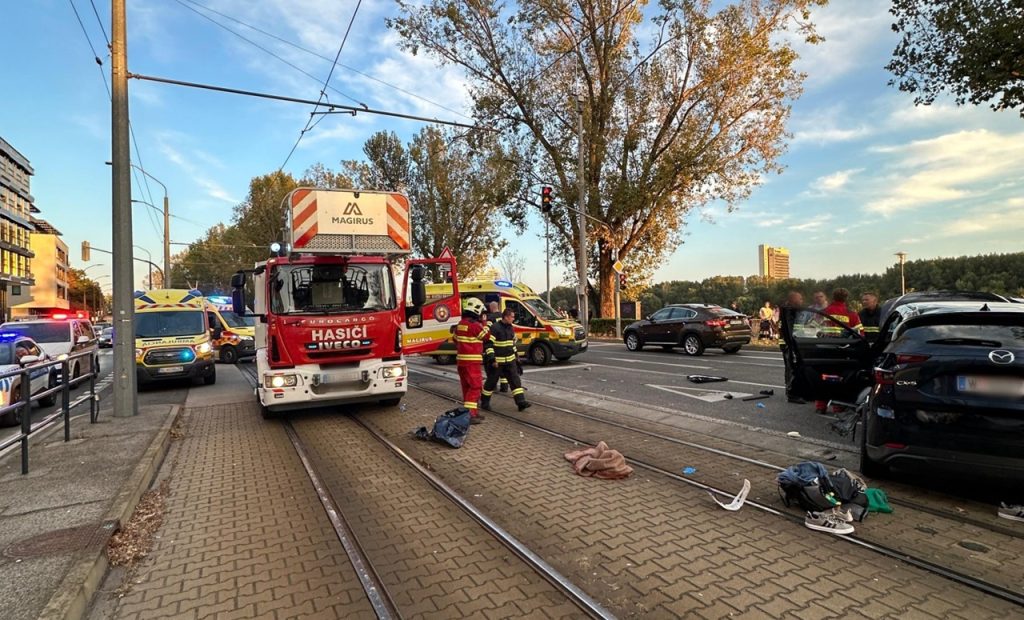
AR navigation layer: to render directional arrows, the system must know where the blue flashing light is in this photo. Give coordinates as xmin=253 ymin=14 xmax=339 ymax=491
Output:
xmin=494 ymin=280 xmax=513 ymax=288
xmin=206 ymin=295 xmax=231 ymax=305
xmin=0 ymin=333 xmax=20 ymax=341
xmin=180 ymin=349 xmax=196 ymax=362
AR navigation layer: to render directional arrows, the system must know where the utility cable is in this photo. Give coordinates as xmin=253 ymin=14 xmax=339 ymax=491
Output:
xmin=88 ymin=0 xmax=110 ymax=47
xmin=172 ymin=0 xmax=364 ymax=109
xmin=279 ymin=0 xmax=364 ymax=171
xmin=178 ymin=0 xmax=472 ymax=121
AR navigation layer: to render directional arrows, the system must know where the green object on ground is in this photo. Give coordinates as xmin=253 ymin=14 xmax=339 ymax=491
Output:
xmin=866 ymin=488 xmax=893 ymax=513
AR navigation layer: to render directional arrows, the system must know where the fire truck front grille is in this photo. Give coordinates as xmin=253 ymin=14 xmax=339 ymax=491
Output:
xmin=302 ymin=234 xmax=405 ymax=253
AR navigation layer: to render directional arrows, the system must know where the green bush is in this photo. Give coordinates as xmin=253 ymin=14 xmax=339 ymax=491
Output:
xmin=588 ymin=318 xmax=636 ymax=337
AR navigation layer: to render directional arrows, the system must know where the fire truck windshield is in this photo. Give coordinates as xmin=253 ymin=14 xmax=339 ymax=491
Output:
xmin=270 ymin=263 xmax=396 ymax=315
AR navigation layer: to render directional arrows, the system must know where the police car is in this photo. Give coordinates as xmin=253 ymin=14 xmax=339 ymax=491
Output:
xmin=0 ymin=333 xmax=58 ymax=426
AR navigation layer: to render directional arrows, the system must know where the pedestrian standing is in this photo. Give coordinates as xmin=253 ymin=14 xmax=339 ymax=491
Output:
xmin=758 ymin=301 xmax=774 ymax=340
xmin=481 ymin=308 xmax=532 ymax=412
xmin=482 ymin=301 xmax=508 ymax=397
xmin=859 ymin=292 xmax=881 ymax=342
xmin=782 ymin=291 xmax=806 ymax=404
xmin=454 ymin=297 xmax=489 ymax=424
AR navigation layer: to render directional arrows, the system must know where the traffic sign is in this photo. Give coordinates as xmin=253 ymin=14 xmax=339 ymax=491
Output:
xmin=438 ymin=247 xmax=454 ymax=259
xmin=612 ymin=260 xmax=624 ymax=274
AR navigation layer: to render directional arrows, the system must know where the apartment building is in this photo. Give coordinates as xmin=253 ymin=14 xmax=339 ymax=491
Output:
xmin=0 ymin=137 xmax=37 ymax=320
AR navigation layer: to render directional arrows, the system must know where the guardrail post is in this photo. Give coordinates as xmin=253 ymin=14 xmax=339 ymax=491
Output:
xmin=62 ymin=359 xmax=72 ymax=442
xmin=89 ymin=367 xmax=98 ymax=423
xmin=20 ymin=367 xmax=31 ymax=475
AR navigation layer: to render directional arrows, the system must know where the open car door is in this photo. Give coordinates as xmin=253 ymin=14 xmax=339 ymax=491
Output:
xmin=401 ymin=256 xmax=460 ymax=355
xmin=781 ymin=307 xmax=874 ymax=403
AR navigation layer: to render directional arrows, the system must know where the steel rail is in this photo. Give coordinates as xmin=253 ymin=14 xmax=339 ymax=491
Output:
xmin=410 ymin=380 xmax=1024 ymax=608
xmin=238 ymin=364 xmax=401 ymax=619
xmin=412 ymin=364 xmax=1024 ymax=540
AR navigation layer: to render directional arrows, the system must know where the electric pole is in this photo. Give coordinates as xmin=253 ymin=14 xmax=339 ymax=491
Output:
xmin=112 ymin=0 xmax=137 ymax=417
xmin=576 ymin=93 xmax=588 ymax=332
xmin=163 ymin=194 xmax=170 ymax=284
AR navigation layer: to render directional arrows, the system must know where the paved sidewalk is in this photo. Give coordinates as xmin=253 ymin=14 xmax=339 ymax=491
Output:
xmin=0 ymin=398 xmax=176 ymax=620
xmin=91 ymin=367 xmax=375 ymax=619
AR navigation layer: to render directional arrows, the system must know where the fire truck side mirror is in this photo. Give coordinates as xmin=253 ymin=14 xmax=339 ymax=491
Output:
xmin=410 ymin=265 xmax=426 ymax=307
xmin=231 ymin=271 xmax=247 ymax=315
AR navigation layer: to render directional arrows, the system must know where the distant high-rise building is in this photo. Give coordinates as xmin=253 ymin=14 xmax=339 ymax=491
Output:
xmin=0 ymin=137 xmax=37 ymax=320
xmin=758 ymin=244 xmax=790 ymax=279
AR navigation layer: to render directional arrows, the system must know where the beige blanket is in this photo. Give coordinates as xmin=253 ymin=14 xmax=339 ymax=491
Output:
xmin=564 ymin=441 xmax=634 ymax=479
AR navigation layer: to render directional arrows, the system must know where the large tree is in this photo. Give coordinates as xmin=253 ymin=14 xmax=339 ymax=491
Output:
xmin=887 ymin=0 xmax=1024 ymax=116
xmin=391 ymin=0 xmax=823 ymax=317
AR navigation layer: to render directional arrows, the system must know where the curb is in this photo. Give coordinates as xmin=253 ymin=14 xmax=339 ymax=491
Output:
xmin=38 ymin=404 xmax=181 ymax=620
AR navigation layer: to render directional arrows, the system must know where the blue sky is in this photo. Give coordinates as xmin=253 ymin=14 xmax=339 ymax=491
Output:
xmin=2 ymin=0 xmax=1022 ymax=294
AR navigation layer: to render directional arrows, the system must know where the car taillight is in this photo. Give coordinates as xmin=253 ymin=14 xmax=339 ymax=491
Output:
xmin=874 ymin=367 xmax=894 ymax=385
xmin=896 ymin=354 xmax=930 ymax=365
xmin=705 ymin=319 xmax=728 ymax=328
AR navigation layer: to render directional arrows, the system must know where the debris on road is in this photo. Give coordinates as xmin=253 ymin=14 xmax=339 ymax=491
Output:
xmin=742 ymin=394 xmax=769 ymax=401
xmin=787 ymin=431 xmax=802 ymax=437
xmin=413 ymin=407 xmax=471 ymax=448
xmin=564 ymin=441 xmax=633 ymax=479
xmin=687 ymin=375 xmax=728 ymax=384
xmin=760 ymin=389 xmax=775 ymax=396
xmin=709 ymin=479 xmax=751 ymax=511
xmin=682 ymin=467 xmax=697 ymax=475
xmin=756 ymin=402 xmax=766 ymax=409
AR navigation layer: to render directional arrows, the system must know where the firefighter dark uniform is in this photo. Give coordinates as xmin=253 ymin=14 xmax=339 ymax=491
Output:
xmin=481 ymin=315 xmax=531 ymax=411
xmin=483 ymin=310 xmax=509 ymax=393
xmin=455 ymin=298 xmax=489 ymax=422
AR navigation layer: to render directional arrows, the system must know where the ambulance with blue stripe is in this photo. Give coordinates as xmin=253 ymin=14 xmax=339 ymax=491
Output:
xmin=134 ymin=289 xmax=216 ymax=387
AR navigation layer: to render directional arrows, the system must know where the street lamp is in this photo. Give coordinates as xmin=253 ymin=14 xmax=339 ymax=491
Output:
xmin=134 ymin=245 xmax=154 ymax=286
xmin=895 ymin=252 xmax=908 ymax=296
xmin=80 ymin=264 xmax=106 ymax=311
xmin=107 ymin=161 xmax=170 ymax=279
xmin=92 ymin=275 xmax=110 ymax=316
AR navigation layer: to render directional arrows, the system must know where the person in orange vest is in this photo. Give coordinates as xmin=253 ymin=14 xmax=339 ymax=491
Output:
xmin=454 ymin=297 xmax=489 ymax=424
xmin=816 ymin=288 xmax=862 ymax=414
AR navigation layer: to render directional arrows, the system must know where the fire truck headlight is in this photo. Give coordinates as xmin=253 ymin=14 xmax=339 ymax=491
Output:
xmin=267 ymin=374 xmax=298 ymax=388
xmin=382 ymin=366 xmax=404 ymax=379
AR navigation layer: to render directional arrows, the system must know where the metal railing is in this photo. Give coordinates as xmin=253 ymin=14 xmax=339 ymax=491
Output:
xmin=0 ymin=350 xmax=100 ymax=474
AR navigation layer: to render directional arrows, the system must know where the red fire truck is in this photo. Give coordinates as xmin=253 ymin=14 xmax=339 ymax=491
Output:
xmin=230 ymin=188 xmax=459 ymax=417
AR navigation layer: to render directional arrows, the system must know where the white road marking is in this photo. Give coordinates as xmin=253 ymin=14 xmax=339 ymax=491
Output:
xmin=524 ymin=364 xmax=594 ymax=374
xmin=605 ymin=355 xmax=782 ymax=369
xmin=585 ymin=362 xmax=786 ymax=390
xmin=647 ymin=383 xmax=752 ymax=403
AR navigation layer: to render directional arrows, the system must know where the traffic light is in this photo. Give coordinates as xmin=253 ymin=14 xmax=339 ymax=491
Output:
xmin=81 ymin=241 xmax=91 ymax=262
xmin=541 ymin=186 xmax=553 ymax=213
xmin=619 ymin=273 xmax=627 ymax=289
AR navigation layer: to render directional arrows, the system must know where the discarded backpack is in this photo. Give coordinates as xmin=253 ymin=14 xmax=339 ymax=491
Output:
xmin=830 ymin=468 xmax=870 ymax=521
xmin=413 ymin=407 xmax=471 ymax=448
xmin=777 ymin=461 xmax=838 ymax=512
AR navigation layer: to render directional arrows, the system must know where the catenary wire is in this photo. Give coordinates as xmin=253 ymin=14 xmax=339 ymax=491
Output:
xmin=172 ymin=0 xmax=364 ymax=109
xmin=88 ymin=0 xmax=110 ymax=46
xmin=279 ymin=0 xmax=364 ymax=172
xmin=177 ymin=0 xmax=472 ymax=121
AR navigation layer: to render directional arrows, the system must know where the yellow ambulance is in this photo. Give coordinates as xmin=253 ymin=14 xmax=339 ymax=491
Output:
xmin=133 ymin=289 xmax=216 ymax=387
xmin=204 ymin=296 xmax=256 ymax=364
xmin=423 ymin=279 xmax=587 ymax=365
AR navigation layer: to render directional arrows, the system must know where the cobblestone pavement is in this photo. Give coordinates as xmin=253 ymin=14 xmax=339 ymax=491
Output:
xmin=291 ymin=414 xmax=580 ymax=619
xmin=362 ymin=387 xmax=1022 ymax=619
xmin=413 ymin=374 xmax=1024 ymax=597
xmin=99 ymin=402 xmax=376 ymax=620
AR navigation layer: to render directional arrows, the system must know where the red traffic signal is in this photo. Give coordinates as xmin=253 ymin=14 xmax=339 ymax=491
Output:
xmin=541 ymin=186 xmax=553 ymax=213
xmin=618 ymin=273 xmax=626 ymax=289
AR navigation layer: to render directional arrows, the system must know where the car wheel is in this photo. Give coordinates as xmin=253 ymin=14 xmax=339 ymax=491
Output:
xmin=682 ymin=334 xmax=705 ymax=356
xmin=722 ymin=345 xmax=741 ymax=354
xmin=203 ymin=368 xmax=217 ymax=385
xmin=72 ymin=363 xmax=81 ymax=381
xmin=220 ymin=345 xmax=238 ymax=365
xmin=379 ymin=397 xmax=402 ymax=407
xmin=624 ymin=332 xmax=643 ymax=351
xmin=39 ymin=373 xmax=57 ymax=407
xmin=435 ymin=354 xmax=455 ymax=365
xmin=260 ymin=403 xmax=275 ymax=420
xmin=529 ymin=342 xmax=552 ymax=366
xmin=4 ymin=387 xmax=23 ymax=426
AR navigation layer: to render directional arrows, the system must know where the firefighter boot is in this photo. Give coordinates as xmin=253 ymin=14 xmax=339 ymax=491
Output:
xmin=514 ymin=391 xmax=531 ymax=412
xmin=480 ymin=395 xmax=492 ymax=411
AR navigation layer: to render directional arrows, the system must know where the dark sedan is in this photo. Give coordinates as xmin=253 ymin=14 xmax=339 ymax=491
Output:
xmin=782 ymin=299 xmax=1024 ymax=483
xmin=623 ymin=304 xmax=751 ymax=355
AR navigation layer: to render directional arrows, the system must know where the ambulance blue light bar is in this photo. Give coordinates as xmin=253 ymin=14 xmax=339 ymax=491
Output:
xmin=494 ymin=280 xmax=513 ymax=288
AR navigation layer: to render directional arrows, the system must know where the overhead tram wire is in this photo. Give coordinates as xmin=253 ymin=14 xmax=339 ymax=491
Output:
xmin=128 ymin=73 xmax=487 ymax=131
xmin=176 ymin=0 xmax=472 ymax=121
xmin=172 ymin=0 xmax=364 ymax=109
xmin=69 ymin=0 xmax=163 ymax=239
xmin=279 ymin=0 xmax=364 ymax=172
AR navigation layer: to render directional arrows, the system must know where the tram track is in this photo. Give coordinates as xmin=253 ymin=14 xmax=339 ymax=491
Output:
xmin=409 ymin=372 xmax=1024 ymax=608
xmin=239 ymin=364 xmax=613 ymax=619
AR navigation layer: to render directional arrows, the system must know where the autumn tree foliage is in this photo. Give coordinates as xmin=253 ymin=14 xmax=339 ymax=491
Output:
xmin=391 ymin=0 xmax=825 ymax=316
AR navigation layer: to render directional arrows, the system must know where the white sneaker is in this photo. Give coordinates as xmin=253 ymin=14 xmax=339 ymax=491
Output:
xmin=998 ymin=503 xmax=1024 ymax=522
xmin=831 ymin=506 xmax=854 ymax=523
xmin=805 ymin=511 xmax=854 ymax=535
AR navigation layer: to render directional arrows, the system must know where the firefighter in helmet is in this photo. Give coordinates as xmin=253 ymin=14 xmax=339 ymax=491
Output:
xmin=481 ymin=307 xmax=532 ymax=412
xmin=454 ymin=297 xmax=489 ymax=424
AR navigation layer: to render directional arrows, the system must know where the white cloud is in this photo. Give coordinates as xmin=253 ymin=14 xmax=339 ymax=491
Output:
xmin=791 ymin=105 xmax=872 ymax=146
xmin=157 ymin=136 xmax=240 ymax=205
xmin=808 ymin=168 xmax=863 ymax=195
xmin=757 ymin=217 xmax=787 ymax=228
xmin=865 ymin=129 xmax=1024 ymax=215
xmin=790 ymin=0 xmax=894 ymax=88
xmin=789 ymin=214 xmax=832 ymax=232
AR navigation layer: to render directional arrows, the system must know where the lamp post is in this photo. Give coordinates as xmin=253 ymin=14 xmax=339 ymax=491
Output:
xmin=895 ymin=252 xmax=908 ymax=295
xmin=108 ymin=162 xmax=170 ymax=280
xmin=134 ymin=245 xmax=153 ymax=287
xmin=81 ymin=264 xmax=105 ymax=312
xmin=92 ymin=275 xmax=110 ymax=316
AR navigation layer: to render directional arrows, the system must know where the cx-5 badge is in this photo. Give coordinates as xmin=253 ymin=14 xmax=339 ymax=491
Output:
xmin=988 ymin=350 xmax=1015 ymax=364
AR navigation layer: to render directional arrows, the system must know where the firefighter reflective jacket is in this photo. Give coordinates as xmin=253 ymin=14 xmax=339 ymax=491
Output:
xmin=454 ymin=317 xmax=489 ymax=365
xmin=489 ymin=320 xmax=518 ymax=364
xmin=822 ymin=302 xmax=862 ymax=336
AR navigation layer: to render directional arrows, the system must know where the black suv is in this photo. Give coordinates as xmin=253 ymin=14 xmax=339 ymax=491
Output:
xmin=623 ymin=304 xmax=751 ymax=355
xmin=782 ymin=297 xmax=1024 ymax=482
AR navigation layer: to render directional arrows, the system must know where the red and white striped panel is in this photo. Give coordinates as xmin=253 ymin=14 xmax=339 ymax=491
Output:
xmin=291 ymin=188 xmax=318 ymax=249
xmin=386 ymin=193 xmax=411 ymax=251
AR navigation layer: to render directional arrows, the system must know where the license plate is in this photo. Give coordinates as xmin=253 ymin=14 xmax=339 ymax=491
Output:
xmin=956 ymin=375 xmax=1024 ymax=397
xmin=730 ymin=320 xmax=744 ymax=326
xmin=158 ymin=366 xmax=184 ymax=374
